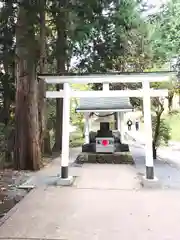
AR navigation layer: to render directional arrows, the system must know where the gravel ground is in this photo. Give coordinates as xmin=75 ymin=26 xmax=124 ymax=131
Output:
xmin=0 ymin=169 xmax=32 ymax=218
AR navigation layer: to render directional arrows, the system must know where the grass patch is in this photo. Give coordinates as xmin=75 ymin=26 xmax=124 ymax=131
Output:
xmin=165 ymin=111 xmax=180 ymax=141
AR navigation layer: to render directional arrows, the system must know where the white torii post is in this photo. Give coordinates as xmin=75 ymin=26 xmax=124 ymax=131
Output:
xmin=84 ymin=113 xmax=89 ymax=144
xmin=117 ymin=112 xmax=121 ymax=131
xmin=103 ymin=82 xmax=109 ymax=91
xmin=143 ymin=81 xmax=154 ymax=179
xmin=118 ymin=112 xmax=125 ymax=142
xmin=59 ymin=82 xmax=72 ymax=184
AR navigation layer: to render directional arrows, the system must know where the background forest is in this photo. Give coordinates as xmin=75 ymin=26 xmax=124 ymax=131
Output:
xmin=0 ymin=0 xmax=180 ymax=170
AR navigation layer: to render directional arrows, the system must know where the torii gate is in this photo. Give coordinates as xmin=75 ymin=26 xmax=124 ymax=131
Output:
xmin=39 ymin=71 xmax=176 ymax=186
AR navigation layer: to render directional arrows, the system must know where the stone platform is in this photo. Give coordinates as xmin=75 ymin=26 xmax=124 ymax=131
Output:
xmin=82 ymin=143 xmax=129 ymax=153
xmin=76 ymin=152 xmax=134 ymax=164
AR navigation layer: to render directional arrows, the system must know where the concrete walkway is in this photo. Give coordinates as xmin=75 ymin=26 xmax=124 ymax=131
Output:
xmin=158 ymin=146 xmax=180 ymax=169
xmin=127 ymin=129 xmax=180 ymax=165
xmin=127 ymin=130 xmax=180 ymax=189
xmin=131 ymin=143 xmax=180 ymax=189
xmin=125 ymin=129 xmax=145 ymax=144
xmin=1 ymin=183 xmax=180 ymax=239
xmin=19 ymin=147 xmax=81 ymax=188
xmin=1 ymin=142 xmax=180 ymax=239
xmin=75 ymin=164 xmax=140 ymax=190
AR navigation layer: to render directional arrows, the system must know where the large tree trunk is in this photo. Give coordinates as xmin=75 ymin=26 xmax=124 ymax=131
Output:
xmin=14 ymin=3 xmax=41 ymax=170
xmin=53 ymin=4 xmax=68 ymax=152
xmin=38 ymin=0 xmax=51 ymax=155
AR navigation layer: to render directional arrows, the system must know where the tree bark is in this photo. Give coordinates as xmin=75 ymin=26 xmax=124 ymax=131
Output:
xmin=53 ymin=3 xmax=68 ymax=152
xmin=167 ymin=94 xmax=173 ymax=112
xmin=114 ymin=112 xmax=118 ymax=130
xmin=14 ymin=3 xmax=41 ymax=170
xmin=38 ymin=0 xmax=51 ymax=155
xmin=152 ymin=143 xmax=157 ymax=159
xmin=153 ymin=107 xmax=164 ymax=160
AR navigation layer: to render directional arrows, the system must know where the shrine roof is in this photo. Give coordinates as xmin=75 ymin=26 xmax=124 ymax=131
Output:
xmin=76 ymin=97 xmax=133 ymax=112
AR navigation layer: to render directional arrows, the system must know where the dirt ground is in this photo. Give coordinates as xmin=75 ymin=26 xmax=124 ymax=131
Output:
xmin=0 ymin=156 xmax=53 ymax=219
xmin=0 ymin=169 xmax=31 ymax=218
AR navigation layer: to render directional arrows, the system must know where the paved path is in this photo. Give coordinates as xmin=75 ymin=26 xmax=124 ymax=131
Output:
xmin=75 ymin=164 xmax=140 ymax=190
xmin=158 ymin=147 xmax=180 ymax=168
xmin=1 ymin=184 xmax=180 ymax=239
xmin=125 ymin=130 xmax=145 ymax=144
xmin=127 ymin=130 xmax=180 ymax=189
xmin=127 ymin=129 xmax=180 ymax=164
xmin=19 ymin=147 xmax=81 ymax=188
xmin=131 ymin=143 xmax=180 ymax=189
xmin=1 ymin=142 xmax=180 ymax=239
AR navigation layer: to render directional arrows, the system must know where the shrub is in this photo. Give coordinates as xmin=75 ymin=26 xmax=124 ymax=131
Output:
xmin=70 ymin=138 xmax=84 ymax=148
xmin=69 ymin=131 xmax=84 ymax=148
xmin=152 ymin=116 xmax=171 ymax=147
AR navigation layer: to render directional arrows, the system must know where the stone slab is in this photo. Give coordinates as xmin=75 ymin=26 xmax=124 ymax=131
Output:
xmin=56 ymin=176 xmax=74 ymax=186
xmin=76 ymin=152 xmax=134 ymax=164
xmin=82 ymin=143 xmax=129 ymax=153
xmin=141 ymin=176 xmax=161 ymax=188
xmin=18 ymin=184 xmax=35 ymax=190
xmin=75 ymin=164 xmax=140 ymax=190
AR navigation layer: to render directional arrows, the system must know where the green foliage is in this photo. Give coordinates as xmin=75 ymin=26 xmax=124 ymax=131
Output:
xmin=0 ymin=1 xmax=16 ymax=71
xmin=0 ymin=122 xmax=14 ymax=167
xmin=70 ymin=98 xmax=84 ymax=135
xmin=70 ymin=138 xmax=84 ymax=148
xmin=0 ymin=73 xmax=15 ymax=102
xmin=164 ymin=111 xmax=180 ymax=141
xmin=152 ymin=116 xmax=171 ymax=147
xmin=150 ymin=81 xmax=171 ymax=147
xmin=69 ymin=131 xmax=84 ymax=148
xmin=70 ymin=0 xmax=153 ymax=73
xmin=0 ymin=123 xmax=8 ymax=149
xmin=46 ymin=99 xmax=56 ymax=130
xmin=70 ymin=84 xmax=90 ymax=136
xmin=149 ymin=0 xmax=180 ymax=66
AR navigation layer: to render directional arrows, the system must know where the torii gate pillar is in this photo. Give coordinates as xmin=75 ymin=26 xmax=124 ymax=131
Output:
xmin=117 ymin=112 xmax=125 ymax=143
xmin=143 ymin=80 xmax=154 ymax=179
xmin=84 ymin=113 xmax=90 ymax=144
xmin=57 ymin=82 xmax=73 ymax=186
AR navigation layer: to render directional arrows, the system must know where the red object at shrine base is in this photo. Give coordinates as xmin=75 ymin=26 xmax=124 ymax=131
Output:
xmin=102 ymin=139 xmax=109 ymax=146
